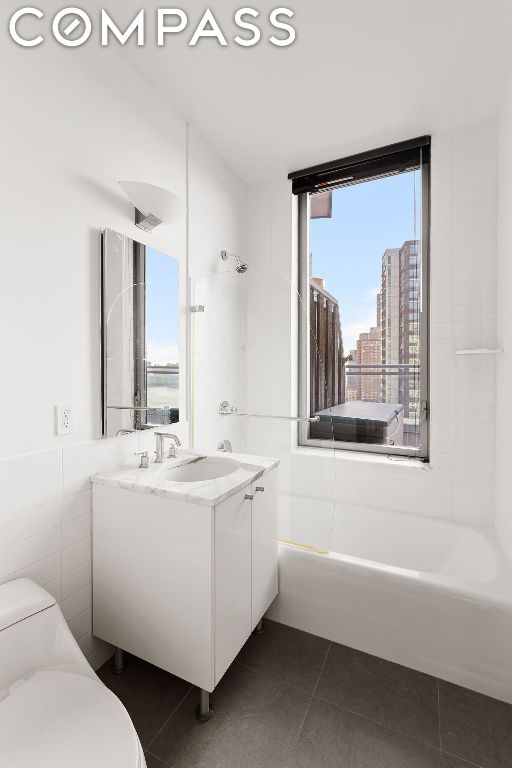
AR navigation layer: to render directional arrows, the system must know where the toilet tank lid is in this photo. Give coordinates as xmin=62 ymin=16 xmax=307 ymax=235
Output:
xmin=0 ymin=579 xmax=56 ymax=632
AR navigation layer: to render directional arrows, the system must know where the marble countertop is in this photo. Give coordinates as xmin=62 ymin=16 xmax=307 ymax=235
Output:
xmin=91 ymin=450 xmax=279 ymax=507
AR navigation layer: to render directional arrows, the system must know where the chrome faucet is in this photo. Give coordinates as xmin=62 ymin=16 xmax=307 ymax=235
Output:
xmin=135 ymin=450 xmax=150 ymax=468
xmin=217 ymin=439 xmax=232 ymax=453
xmin=154 ymin=432 xmax=181 ymax=463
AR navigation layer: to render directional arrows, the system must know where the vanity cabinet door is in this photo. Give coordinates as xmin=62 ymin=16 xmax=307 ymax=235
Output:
xmin=214 ymin=487 xmax=252 ymax=686
xmin=251 ymin=468 xmax=278 ymax=628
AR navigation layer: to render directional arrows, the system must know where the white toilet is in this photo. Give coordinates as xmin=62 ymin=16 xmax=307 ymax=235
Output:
xmin=0 ymin=578 xmax=145 ymax=767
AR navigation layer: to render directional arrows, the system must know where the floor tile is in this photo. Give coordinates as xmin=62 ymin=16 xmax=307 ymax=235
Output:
xmin=439 ymin=680 xmax=512 ymax=768
xmin=289 ymin=698 xmax=440 ymax=768
xmin=98 ymin=653 xmax=192 ymax=748
xmin=150 ymin=662 xmax=311 ymax=768
xmin=315 ymin=642 xmax=439 ymax=746
xmin=235 ymin=619 xmax=330 ymax=694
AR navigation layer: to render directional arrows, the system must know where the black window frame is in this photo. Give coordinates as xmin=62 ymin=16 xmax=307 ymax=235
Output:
xmin=291 ymin=136 xmax=431 ymax=460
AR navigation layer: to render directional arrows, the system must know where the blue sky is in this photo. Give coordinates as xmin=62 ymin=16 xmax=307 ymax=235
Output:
xmin=145 ymin=247 xmax=179 ymax=365
xmin=310 ymin=171 xmax=420 ymax=352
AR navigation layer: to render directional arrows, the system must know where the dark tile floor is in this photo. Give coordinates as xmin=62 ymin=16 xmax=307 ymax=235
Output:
xmin=98 ymin=620 xmax=512 ymax=768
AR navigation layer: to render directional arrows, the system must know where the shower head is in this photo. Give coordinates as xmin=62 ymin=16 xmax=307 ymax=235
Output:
xmin=221 ymin=250 xmax=248 ymax=274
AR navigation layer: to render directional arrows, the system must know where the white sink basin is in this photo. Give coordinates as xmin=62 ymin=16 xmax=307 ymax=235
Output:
xmin=167 ymin=457 xmax=239 ymax=483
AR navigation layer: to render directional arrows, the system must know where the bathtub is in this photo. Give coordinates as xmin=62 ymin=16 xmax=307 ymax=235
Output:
xmin=268 ymin=507 xmax=512 ymax=704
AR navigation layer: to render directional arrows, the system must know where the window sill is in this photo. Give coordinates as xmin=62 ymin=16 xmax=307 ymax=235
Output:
xmin=292 ymin=445 xmax=429 ymax=471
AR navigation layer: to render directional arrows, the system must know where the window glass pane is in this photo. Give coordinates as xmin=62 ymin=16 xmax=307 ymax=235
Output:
xmin=308 ymin=168 xmax=424 ymax=452
xmin=146 ymin=247 xmax=180 ymax=410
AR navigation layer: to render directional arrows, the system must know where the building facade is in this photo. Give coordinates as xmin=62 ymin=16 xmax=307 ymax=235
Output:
xmin=380 ymin=247 xmax=400 ymax=404
xmin=355 ymin=326 xmax=382 ymax=402
xmin=399 ymin=240 xmax=421 ymax=422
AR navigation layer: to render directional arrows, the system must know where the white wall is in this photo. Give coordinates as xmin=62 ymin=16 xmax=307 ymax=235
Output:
xmin=246 ymin=121 xmax=498 ymax=554
xmin=0 ymin=45 xmax=246 ymax=667
xmin=0 ymin=45 xmax=188 ymax=455
xmin=495 ymin=80 xmax=512 ymax=560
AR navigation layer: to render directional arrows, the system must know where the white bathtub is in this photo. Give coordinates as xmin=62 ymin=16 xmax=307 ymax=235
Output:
xmin=268 ymin=507 xmax=512 ymax=703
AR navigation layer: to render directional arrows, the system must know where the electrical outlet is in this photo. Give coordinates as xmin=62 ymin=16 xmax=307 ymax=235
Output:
xmin=55 ymin=403 xmax=74 ymax=436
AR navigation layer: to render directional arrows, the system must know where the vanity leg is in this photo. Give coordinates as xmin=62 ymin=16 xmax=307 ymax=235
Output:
xmin=113 ymin=647 xmax=127 ymax=675
xmin=254 ymin=619 xmax=265 ymax=635
xmin=196 ymin=689 xmax=213 ymax=722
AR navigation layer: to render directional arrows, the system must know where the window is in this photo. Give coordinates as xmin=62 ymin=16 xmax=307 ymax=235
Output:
xmin=292 ymin=136 xmax=430 ymax=459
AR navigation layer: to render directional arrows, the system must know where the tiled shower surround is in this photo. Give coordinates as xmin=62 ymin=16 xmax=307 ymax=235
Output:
xmin=246 ymin=120 xmax=499 ymax=553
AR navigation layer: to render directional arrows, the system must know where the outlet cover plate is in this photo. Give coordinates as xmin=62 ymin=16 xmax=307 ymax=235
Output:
xmin=55 ymin=403 xmax=74 ymax=436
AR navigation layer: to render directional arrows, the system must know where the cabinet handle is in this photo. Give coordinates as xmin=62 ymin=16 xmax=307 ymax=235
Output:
xmin=244 ymin=494 xmax=254 ymax=501
xmin=255 ymin=486 xmax=265 ymax=493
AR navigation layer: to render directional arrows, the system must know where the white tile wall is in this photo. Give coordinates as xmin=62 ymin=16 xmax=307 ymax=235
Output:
xmin=0 ymin=433 xmax=144 ymax=670
xmin=246 ymin=121 xmax=498 ymax=547
xmin=191 ymin=271 xmax=247 ymax=453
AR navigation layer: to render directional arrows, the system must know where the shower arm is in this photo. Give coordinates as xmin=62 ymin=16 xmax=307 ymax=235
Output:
xmin=218 ymin=401 xmax=319 ymax=422
xmin=220 ymin=250 xmax=248 ymax=273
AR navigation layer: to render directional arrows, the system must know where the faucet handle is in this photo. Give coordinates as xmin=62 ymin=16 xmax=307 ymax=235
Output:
xmin=135 ymin=450 xmax=150 ymax=468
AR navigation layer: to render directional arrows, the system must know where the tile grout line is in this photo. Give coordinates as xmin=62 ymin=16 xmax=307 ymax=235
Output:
xmin=437 ymin=678 xmax=485 ymax=768
xmin=0 ymin=521 xmax=62 ymax=556
xmin=69 ymin=607 xmax=94 ymax=641
xmin=312 ymin=642 xmax=331 ymax=697
xmin=0 ymin=490 xmax=62 ymax=524
xmin=0 ymin=468 xmax=63 ymax=494
xmin=284 ymin=641 xmax=332 ymax=763
xmin=61 ymin=582 xmax=92 ymax=620
xmin=62 ymin=534 xmax=92 ymax=555
xmin=440 ymin=749 xmax=484 ymax=768
xmin=233 ymin=656 xmax=329 ymax=698
xmin=147 ymin=685 xmax=194 ymax=752
xmin=1 ymin=549 xmax=61 ymax=586
xmin=233 ymin=657 xmax=314 ymax=695
xmin=144 ymin=749 xmax=171 ymax=768
xmin=312 ymin=691 xmax=441 ymax=752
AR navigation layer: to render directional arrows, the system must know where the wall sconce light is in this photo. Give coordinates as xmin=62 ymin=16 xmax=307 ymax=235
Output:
xmin=119 ymin=181 xmax=186 ymax=232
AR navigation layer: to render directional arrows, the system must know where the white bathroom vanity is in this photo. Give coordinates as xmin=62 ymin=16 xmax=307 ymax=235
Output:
xmin=92 ymin=451 xmax=278 ymax=718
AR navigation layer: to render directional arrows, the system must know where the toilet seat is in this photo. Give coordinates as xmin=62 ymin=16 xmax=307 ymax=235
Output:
xmin=0 ymin=669 xmax=143 ymax=767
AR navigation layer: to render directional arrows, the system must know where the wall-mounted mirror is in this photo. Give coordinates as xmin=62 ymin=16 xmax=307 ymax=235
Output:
xmin=101 ymin=228 xmax=180 ymax=437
